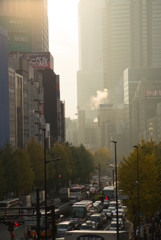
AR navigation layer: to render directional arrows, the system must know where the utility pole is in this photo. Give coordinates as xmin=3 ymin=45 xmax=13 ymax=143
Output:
xmin=43 ymin=128 xmax=48 ymax=240
xmin=36 ymin=189 xmax=41 ymax=240
xmin=133 ymin=145 xmax=140 ymax=239
xmin=111 ymin=140 xmax=119 ymax=240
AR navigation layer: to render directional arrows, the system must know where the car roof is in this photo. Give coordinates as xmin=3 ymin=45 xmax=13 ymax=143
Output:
xmin=57 ymin=221 xmax=72 ymax=225
xmin=91 ymin=213 xmax=101 ymax=216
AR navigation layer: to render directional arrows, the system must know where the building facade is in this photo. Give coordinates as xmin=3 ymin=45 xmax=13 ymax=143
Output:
xmin=0 ymin=27 xmax=10 ymax=147
xmin=0 ymin=0 xmax=49 ymax=52
xmin=77 ymin=0 xmax=161 ymax=154
xmin=124 ymin=67 xmax=161 ymax=146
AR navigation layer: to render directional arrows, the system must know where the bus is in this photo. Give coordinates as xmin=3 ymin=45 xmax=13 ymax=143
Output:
xmin=71 ymin=200 xmax=93 ymax=223
xmin=102 ymin=186 xmax=115 ymax=200
xmin=70 ymin=185 xmax=87 ymax=201
xmin=0 ymin=198 xmax=20 ymax=208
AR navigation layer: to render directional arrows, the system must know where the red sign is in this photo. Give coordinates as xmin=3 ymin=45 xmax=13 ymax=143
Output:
xmin=145 ymin=90 xmax=161 ymax=97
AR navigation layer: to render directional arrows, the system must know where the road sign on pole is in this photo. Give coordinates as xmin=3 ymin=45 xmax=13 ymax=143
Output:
xmin=118 ymin=195 xmax=129 ymax=200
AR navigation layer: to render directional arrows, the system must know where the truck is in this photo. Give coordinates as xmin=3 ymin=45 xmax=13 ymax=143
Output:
xmin=65 ymin=230 xmax=129 ymax=240
xmin=58 ymin=188 xmax=70 ymax=202
xmin=30 ymin=190 xmax=45 ymax=206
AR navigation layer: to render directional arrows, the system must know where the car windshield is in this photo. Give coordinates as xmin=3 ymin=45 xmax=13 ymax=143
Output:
xmin=90 ymin=216 xmax=100 ymax=222
xmin=71 ymin=207 xmax=85 ymax=218
xmin=57 ymin=224 xmax=69 ymax=229
xmin=81 ymin=225 xmax=90 ymax=229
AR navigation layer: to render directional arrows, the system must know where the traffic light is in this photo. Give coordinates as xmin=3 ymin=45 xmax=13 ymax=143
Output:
xmin=58 ymin=174 xmax=62 ymax=178
xmin=14 ymin=221 xmax=19 ymax=226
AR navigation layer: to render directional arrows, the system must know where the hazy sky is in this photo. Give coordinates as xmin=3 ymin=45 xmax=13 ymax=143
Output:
xmin=48 ymin=0 xmax=79 ymax=119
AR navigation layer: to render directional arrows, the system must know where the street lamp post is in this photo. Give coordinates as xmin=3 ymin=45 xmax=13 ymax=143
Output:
xmin=43 ymin=128 xmax=48 ymax=240
xmin=43 ymin=128 xmax=62 ymax=240
xmin=133 ymin=145 xmax=140 ymax=239
xmin=111 ymin=140 xmax=119 ymax=240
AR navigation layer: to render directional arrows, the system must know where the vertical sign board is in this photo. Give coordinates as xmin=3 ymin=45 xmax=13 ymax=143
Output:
xmin=0 ymin=27 xmax=10 ymax=147
xmin=0 ymin=15 xmax=32 ymax=52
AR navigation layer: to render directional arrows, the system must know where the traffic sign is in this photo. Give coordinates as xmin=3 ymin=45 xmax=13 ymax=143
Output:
xmin=118 ymin=195 xmax=129 ymax=200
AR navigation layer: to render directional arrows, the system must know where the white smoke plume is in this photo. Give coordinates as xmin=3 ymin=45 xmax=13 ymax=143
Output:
xmin=90 ymin=89 xmax=108 ymax=110
xmin=93 ymin=118 xmax=98 ymax=123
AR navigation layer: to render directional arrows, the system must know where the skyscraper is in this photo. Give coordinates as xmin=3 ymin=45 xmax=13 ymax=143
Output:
xmin=77 ymin=0 xmax=106 ymax=121
xmin=0 ymin=0 xmax=49 ymax=52
xmin=77 ymin=0 xmax=161 ymax=119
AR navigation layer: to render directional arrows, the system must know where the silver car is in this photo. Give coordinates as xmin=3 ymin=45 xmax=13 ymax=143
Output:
xmin=56 ymin=221 xmax=75 ymax=237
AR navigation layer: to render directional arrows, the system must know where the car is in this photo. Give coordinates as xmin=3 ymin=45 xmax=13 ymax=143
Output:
xmin=56 ymin=221 xmax=75 ymax=237
xmin=93 ymin=202 xmax=100 ymax=213
xmin=80 ymin=223 xmax=93 ymax=230
xmin=90 ymin=213 xmax=103 ymax=228
xmin=112 ymin=217 xmax=124 ymax=229
xmin=109 ymin=221 xmax=122 ymax=231
xmin=100 ymin=212 xmax=107 ymax=223
xmin=90 ymin=187 xmax=96 ymax=195
xmin=69 ymin=196 xmax=78 ymax=205
xmin=118 ymin=208 xmax=126 ymax=217
xmin=70 ymin=219 xmax=81 ymax=230
xmin=91 ymin=220 xmax=98 ymax=230
xmin=108 ymin=206 xmax=116 ymax=214
xmin=103 ymin=199 xmax=109 ymax=208
xmin=102 ymin=209 xmax=112 ymax=219
xmin=95 ymin=201 xmax=103 ymax=212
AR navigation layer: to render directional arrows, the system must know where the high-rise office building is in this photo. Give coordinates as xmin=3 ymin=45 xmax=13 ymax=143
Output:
xmin=77 ymin=0 xmax=161 ymax=119
xmin=0 ymin=0 xmax=49 ymax=52
xmin=77 ymin=0 xmax=105 ymax=121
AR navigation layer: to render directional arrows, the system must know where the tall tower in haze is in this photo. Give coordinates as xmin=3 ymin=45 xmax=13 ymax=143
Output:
xmin=77 ymin=0 xmax=106 ymax=121
xmin=0 ymin=0 xmax=49 ymax=52
xmin=77 ymin=0 xmax=161 ymax=120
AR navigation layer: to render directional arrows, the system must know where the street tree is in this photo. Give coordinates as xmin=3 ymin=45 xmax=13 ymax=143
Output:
xmin=118 ymin=142 xmax=160 ymax=221
xmin=26 ymin=138 xmax=44 ymax=188
xmin=14 ymin=148 xmax=34 ymax=195
xmin=94 ymin=147 xmax=111 ymax=168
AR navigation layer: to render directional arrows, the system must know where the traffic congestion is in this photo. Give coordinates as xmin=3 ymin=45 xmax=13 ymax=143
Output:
xmin=0 ymin=177 xmax=130 ymax=240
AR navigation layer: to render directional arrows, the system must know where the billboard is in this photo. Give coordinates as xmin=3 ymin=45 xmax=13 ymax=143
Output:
xmin=0 ymin=15 xmax=32 ymax=52
xmin=145 ymin=90 xmax=161 ymax=97
xmin=24 ymin=52 xmax=54 ymax=70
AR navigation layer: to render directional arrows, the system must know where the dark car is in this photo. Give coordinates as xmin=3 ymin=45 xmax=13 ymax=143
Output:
xmin=90 ymin=213 xmax=103 ymax=228
xmin=102 ymin=209 xmax=112 ymax=219
xmin=94 ymin=201 xmax=103 ymax=212
xmin=80 ymin=223 xmax=93 ymax=230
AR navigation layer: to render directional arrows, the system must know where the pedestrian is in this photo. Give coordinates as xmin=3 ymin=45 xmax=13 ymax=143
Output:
xmin=11 ymin=231 xmax=15 ymax=240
